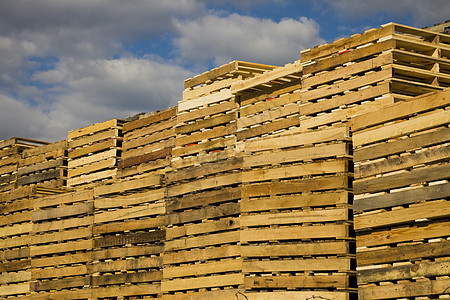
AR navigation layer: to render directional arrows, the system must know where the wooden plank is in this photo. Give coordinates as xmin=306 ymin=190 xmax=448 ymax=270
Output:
xmin=355 ymin=200 xmax=450 ymax=230
xmin=68 ymin=119 xmax=122 ymax=141
xmin=93 ymin=244 xmax=162 ymax=260
xmin=68 ymin=139 xmax=118 ymax=159
xmin=177 ymin=101 xmax=237 ymax=123
xmin=94 ymin=230 xmax=164 ymax=248
xmin=68 ymin=128 xmax=119 ymax=149
xmin=353 ymin=109 xmax=450 ymax=147
xmin=68 ymin=157 xmax=115 ymax=178
xmin=163 ymin=245 xmax=240 ymax=265
xmin=123 ymin=106 xmax=177 ymax=133
xmin=17 ymin=158 xmax=64 ymax=176
xmin=0 ymin=222 xmax=32 ymax=237
xmin=178 ymin=89 xmax=233 ymax=112
xmin=244 ymin=291 xmax=350 ymax=300
xmin=237 ymin=103 xmax=299 ymax=129
xmin=32 ymin=202 xmax=93 ymax=222
xmin=94 ymin=202 xmax=164 ymax=224
xmin=164 ymin=258 xmax=242 ymax=278
xmin=162 ymin=273 xmax=243 ymax=292
xmin=167 ymin=172 xmax=241 ymax=197
xmin=242 ymin=175 xmax=349 ymax=198
xmin=118 ymin=147 xmax=171 ymax=168
xmin=241 ymin=208 xmax=348 ymax=227
xmin=124 ymin=118 xmax=176 ymax=142
xmin=33 ymin=190 xmax=93 ymax=209
xmin=165 ymin=231 xmax=239 ymax=251
xmin=166 ymin=217 xmax=239 ymax=240
xmin=354 ymin=163 xmax=450 ymax=194
xmin=241 ymin=241 xmax=350 ymax=257
xmin=166 ymin=202 xmax=239 ymax=226
xmin=241 ymin=224 xmax=349 ymax=242
xmin=184 ymin=61 xmax=238 ymax=89
xmin=161 ymin=289 xmax=240 ymax=300
xmin=67 ymin=148 xmax=116 ymax=169
xmin=355 ymin=144 xmax=450 ymax=179
xmin=358 ymin=278 xmax=450 ymax=299
xmin=244 ymin=274 xmax=350 ymax=289
xmin=92 ymin=283 xmax=160 ymax=297
xmin=354 ymin=127 xmax=450 ymax=162
xmin=0 ymin=235 xmax=30 ymax=249
xmin=18 ymin=169 xmax=64 ymax=186
xmin=357 ymin=240 xmax=450 ymax=266
xmin=243 ymin=258 xmax=351 ymax=272
xmin=356 ymin=221 xmax=450 ymax=248
xmin=0 ymin=247 xmax=30 ymax=261
xmin=32 ymin=264 xmax=88 ymax=279
xmin=172 ymin=136 xmax=235 ymax=158
xmin=0 ymin=282 xmax=29 ymax=296
xmin=32 ymin=226 xmax=92 ymax=245
xmin=166 ymin=187 xmax=241 ymax=212
xmin=358 ymin=260 xmax=450 ymax=285
xmin=0 ymin=259 xmax=30 ymax=272
xmin=0 ymin=211 xmax=31 ymax=227
xmin=93 ymin=174 xmax=162 ymax=196
xmin=33 ymin=276 xmax=90 ymax=291
xmin=171 ymin=147 xmax=235 ymax=170
xmin=122 ymin=138 xmax=174 ymax=159
xmin=31 ymin=252 xmax=91 ymax=268
xmin=30 ymin=239 xmax=93 ymax=256
xmin=93 ymin=216 xmax=164 ymax=235
xmin=0 ymin=271 xmax=31 ymax=284
xmin=94 ymin=188 xmax=165 ymax=209
xmin=241 ymin=191 xmax=349 ymax=212
xmin=354 ymin=183 xmax=450 ymax=213
xmin=242 ymin=159 xmax=348 ymax=183
xmin=176 ymin=111 xmax=237 ymax=135
xmin=0 ymin=197 xmax=32 ymax=214
xmin=240 ymin=90 xmax=301 ymax=117
xmin=352 ymin=88 xmax=450 ymax=131
xmin=243 ymin=126 xmax=349 ymax=153
xmin=166 ymin=157 xmax=242 ymax=183
xmin=183 ymin=77 xmax=238 ymax=101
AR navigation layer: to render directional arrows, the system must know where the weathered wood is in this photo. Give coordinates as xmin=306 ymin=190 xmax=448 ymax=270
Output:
xmin=164 ymin=258 xmax=242 ymax=278
xmin=0 ymin=259 xmax=30 ymax=272
xmin=178 ymin=89 xmax=234 ymax=112
xmin=33 ymin=275 xmax=90 ymax=291
xmin=236 ymin=115 xmax=300 ymax=141
xmin=33 ymin=190 xmax=93 ymax=209
xmin=177 ymin=101 xmax=237 ymax=123
xmin=94 ymin=188 xmax=165 ymax=209
xmin=92 ymin=283 xmax=160 ymax=298
xmin=163 ymin=244 xmax=240 ymax=265
xmin=240 ymin=90 xmax=301 ymax=117
xmin=183 ymin=77 xmax=238 ymax=101
xmin=118 ymin=148 xmax=171 ymax=169
xmin=94 ymin=230 xmax=164 ymax=248
xmin=30 ymin=239 xmax=93 ymax=256
xmin=94 ymin=216 xmax=165 ymax=234
xmin=18 ymin=169 xmax=64 ymax=186
xmin=243 ymin=257 xmax=352 ymax=272
xmin=123 ymin=106 xmax=177 ymax=133
xmin=244 ymin=274 xmax=350 ymax=289
xmin=0 ymin=270 xmax=31 ymax=284
xmin=166 ymin=217 xmax=239 ymax=240
xmin=354 ymin=163 xmax=450 ymax=194
xmin=0 ymin=282 xmax=29 ymax=296
xmin=357 ymin=221 xmax=450 ymax=248
xmin=176 ymin=123 xmax=236 ymax=147
xmin=31 ymin=252 xmax=91 ymax=268
xmin=68 ymin=138 xmax=118 ymax=159
xmin=32 ymin=202 xmax=93 ymax=222
xmin=93 ymin=174 xmax=162 ymax=196
xmin=93 ymin=244 xmax=162 ymax=260
xmin=165 ymin=231 xmax=239 ymax=251
xmin=69 ymin=128 xmax=119 ymax=149
xmin=67 ymin=148 xmax=116 ymax=169
xmin=162 ymin=273 xmax=243 ymax=292
xmin=122 ymin=138 xmax=175 ymax=159
xmin=167 ymin=172 xmax=241 ymax=197
xmin=91 ymin=270 xmax=162 ymax=286
xmin=241 ymin=224 xmax=350 ymax=242
xmin=68 ymin=119 xmax=122 ymax=141
xmin=94 ymin=202 xmax=164 ymax=224
xmin=242 ymin=241 xmax=350 ymax=257
xmin=237 ymin=102 xmax=299 ymax=130
xmin=124 ymin=127 xmax=175 ymax=150
xmin=166 ymin=202 xmax=239 ymax=225
xmin=358 ymin=260 xmax=450 ymax=284
xmin=89 ymin=257 xmax=161 ymax=273
xmin=32 ymin=264 xmax=88 ymax=279
xmin=32 ymin=226 xmax=92 ymax=245
xmin=358 ymin=278 xmax=450 ymax=299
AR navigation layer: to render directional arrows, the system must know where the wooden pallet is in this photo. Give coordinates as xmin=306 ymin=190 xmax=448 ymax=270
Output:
xmin=351 ymin=89 xmax=450 ymax=299
xmin=91 ymin=175 xmax=165 ymax=298
xmin=239 ymin=126 xmax=355 ymax=294
xmin=17 ymin=140 xmax=67 ymax=188
xmin=119 ymin=107 xmax=176 ymax=179
xmin=0 ymin=186 xmax=63 ymax=298
xmin=67 ymin=119 xmax=124 ymax=188
xmin=30 ymin=190 xmax=94 ymax=296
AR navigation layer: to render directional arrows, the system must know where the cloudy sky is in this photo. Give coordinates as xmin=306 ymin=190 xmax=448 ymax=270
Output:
xmin=1 ymin=0 xmax=449 ymax=142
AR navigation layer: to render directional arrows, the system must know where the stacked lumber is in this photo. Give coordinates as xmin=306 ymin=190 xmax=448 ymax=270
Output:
xmin=0 ymin=138 xmax=49 ymax=192
xmin=18 ymin=140 xmax=67 ymax=188
xmin=0 ymin=186 xmax=64 ymax=299
xmin=351 ymin=89 xmax=450 ymax=299
xmin=239 ymin=126 xmax=355 ymax=298
xmin=173 ymin=61 xmax=275 ymax=170
xmin=298 ymin=22 xmax=450 ymax=132
xmin=67 ymin=119 xmax=124 ymax=188
xmin=91 ymin=175 xmax=165 ymax=299
xmin=163 ymin=160 xmax=243 ymax=299
xmin=231 ymin=61 xmax=303 ymax=141
xmin=30 ymin=189 xmax=94 ymax=299
xmin=118 ymin=107 xmax=177 ymax=179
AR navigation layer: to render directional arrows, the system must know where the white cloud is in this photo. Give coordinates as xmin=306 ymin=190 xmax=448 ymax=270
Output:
xmin=321 ymin=0 xmax=450 ymax=27
xmin=173 ymin=14 xmax=324 ymax=66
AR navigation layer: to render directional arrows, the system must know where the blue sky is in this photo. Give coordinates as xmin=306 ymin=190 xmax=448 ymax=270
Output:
xmin=1 ymin=0 xmax=449 ymax=142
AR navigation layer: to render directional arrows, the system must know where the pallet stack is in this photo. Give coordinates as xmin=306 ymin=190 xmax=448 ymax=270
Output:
xmin=239 ymin=126 xmax=355 ymax=298
xmin=67 ymin=119 xmax=124 ymax=188
xmin=18 ymin=140 xmax=68 ymax=189
xmin=30 ymin=189 xmax=94 ymax=299
xmin=118 ymin=107 xmax=177 ymax=179
xmin=91 ymin=175 xmax=165 ymax=299
xmin=0 ymin=186 xmax=64 ymax=299
xmin=351 ymin=89 xmax=450 ymax=299
xmin=298 ymin=22 xmax=450 ymax=132
xmin=231 ymin=61 xmax=303 ymax=141
xmin=0 ymin=138 xmax=49 ymax=192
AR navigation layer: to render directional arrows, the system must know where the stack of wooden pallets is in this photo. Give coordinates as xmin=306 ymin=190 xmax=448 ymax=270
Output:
xmin=231 ymin=62 xmax=303 ymax=141
xmin=0 ymin=186 xmax=64 ymax=299
xmin=298 ymin=22 xmax=450 ymax=132
xmin=67 ymin=119 xmax=124 ymax=188
xmin=351 ymin=89 xmax=450 ymax=299
xmin=239 ymin=126 xmax=355 ymax=298
xmin=118 ymin=107 xmax=177 ymax=179
xmin=17 ymin=140 xmax=67 ymax=189
xmin=30 ymin=189 xmax=94 ymax=299
xmin=91 ymin=175 xmax=165 ymax=299
xmin=0 ymin=138 xmax=49 ymax=193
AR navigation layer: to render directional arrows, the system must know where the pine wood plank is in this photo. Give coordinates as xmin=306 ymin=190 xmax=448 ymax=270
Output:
xmin=93 ymin=174 xmax=162 ymax=196
xmin=94 ymin=230 xmax=164 ymax=248
xmin=243 ymin=257 xmax=352 ymax=272
xmin=93 ymin=215 xmax=164 ymax=235
xmin=236 ymin=115 xmax=300 ymax=141
xmin=92 ymin=244 xmax=162 ymax=260
xmin=94 ymin=202 xmax=164 ymax=224
xmin=178 ymin=89 xmax=233 ymax=112
xmin=166 ymin=217 xmax=239 ymax=240
xmin=244 ymin=274 xmax=350 ymax=289
xmin=163 ymin=245 xmax=240 ymax=265
xmin=91 ymin=270 xmax=162 ymax=286
xmin=162 ymin=273 xmax=243 ymax=292
xmin=68 ymin=157 xmax=115 ymax=178
xmin=166 ymin=202 xmax=239 ymax=226
xmin=30 ymin=239 xmax=93 ymax=256
xmin=165 ymin=231 xmax=239 ymax=251
xmin=242 ymin=241 xmax=350 ymax=258
xmin=167 ymin=172 xmax=241 ymax=197
xmin=164 ymin=258 xmax=242 ymax=278
xmin=68 ymin=139 xmax=118 ymax=159
xmin=33 ymin=202 xmax=93 ymax=222
xmin=68 ymin=119 xmax=122 ymax=141
xmin=67 ymin=148 xmax=117 ymax=169
xmin=123 ymin=127 xmax=175 ymax=150
xmin=123 ymin=106 xmax=176 ymax=133
xmin=89 ymin=257 xmax=161 ymax=273
xmin=94 ymin=188 xmax=165 ymax=209
xmin=32 ymin=226 xmax=92 ymax=245
xmin=183 ymin=77 xmax=238 ymax=101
